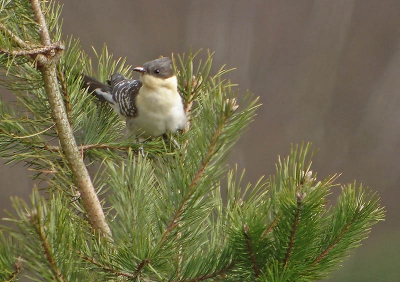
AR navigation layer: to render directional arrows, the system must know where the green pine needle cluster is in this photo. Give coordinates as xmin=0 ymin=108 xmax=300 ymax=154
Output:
xmin=0 ymin=1 xmax=384 ymax=281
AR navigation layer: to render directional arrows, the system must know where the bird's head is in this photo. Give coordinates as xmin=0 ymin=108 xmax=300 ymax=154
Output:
xmin=133 ymin=57 xmax=177 ymax=90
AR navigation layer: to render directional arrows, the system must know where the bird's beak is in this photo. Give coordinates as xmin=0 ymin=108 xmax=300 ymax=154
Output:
xmin=133 ymin=66 xmax=146 ymax=73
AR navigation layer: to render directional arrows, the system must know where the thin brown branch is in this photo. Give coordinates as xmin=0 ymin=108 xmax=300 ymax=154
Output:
xmin=243 ymin=224 xmax=260 ymax=277
xmin=6 ymin=257 xmax=22 ymax=281
xmin=0 ymin=42 xmax=64 ymax=56
xmin=28 ymin=0 xmax=112 ymax=237
xmin=181 ymin=75 xmax=204 ymax=133
xmin=283 ymin=192 xmax=303 ymax=267
xmin=42 ymin=143 xmax=131 ymax=153
xmin=30 ymin=213 xmax=67 ymax=282
xmin=2 ymin=124 xmax=129 ymax=157
xmin=0 ymin=12 xmax=63 ymax=66
xmin=76 ymin=251 xmax=137 ymax=278
xmin=134 ymin=259 xmax=150 ymax=279
xmin=153 ymin=113 xmax=230 ymax=280
xmin=160 ymin=113 xmax=228 ymax=245
xmin=312 ymin=218 xmax=355 ymax=265
xmin=262 ymin=214 xmax=281 ymax=238
xmin=175 ymin=262 xmax=235 ymax=282
xmin=76 ymin=251 xmax=104 ymax=268
xmin=0 ymin=22 xmax=37 ymax=63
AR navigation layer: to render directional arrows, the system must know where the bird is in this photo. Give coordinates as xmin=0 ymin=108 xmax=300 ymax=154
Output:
xmin=83 ymin=57 xmax=187 ymax=141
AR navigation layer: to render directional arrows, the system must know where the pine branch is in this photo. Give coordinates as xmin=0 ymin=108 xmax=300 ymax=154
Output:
xmin=11 ymin=258 xmax=22 ymax=282
xmin=159 ymin=107 xmax=230 ymax=246
xmin=0 ymin=22 xmax=28 ymax=49
xmin=262 ymin=215 xmax=280 ymax=238
xmin=243 ymin=224 xmax=261 ymax=277
xmin=30 ymin=211 xmax=67 ymax=282
xmin=26 ymin=0 xmax=112 ymax=238
xmin=134 ymin=259 xmax=151 ymax=279
xmin=312 ymin=217 xmax=355 ymax=266
xmin=0 ymin=17 xmax=63 ymax=67
xmin=0 ymin=232 xmax=22 ymax=281
xmin=0 ymin=41 xmax=64 ymax=57
xmin=77 ymin=250 xmax=138 ymax=279
xmin=283 ymin=181 xmax=308 ymax=267
xmin=1 ymin=258 xmax=22 ymax=282
xmin=42 ymin=143 xmax=131 ymax=153
xmin=178 ymin=263 xmax=236 ymax=282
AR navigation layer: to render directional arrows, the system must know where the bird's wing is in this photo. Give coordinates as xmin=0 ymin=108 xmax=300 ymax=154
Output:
xmin=112 ymin=79 xmax=143 ymax=117
xmin=83 ymin=75 xmax=114 ymax=104
xmin=109 ymin=73 xmax=127 ymax=87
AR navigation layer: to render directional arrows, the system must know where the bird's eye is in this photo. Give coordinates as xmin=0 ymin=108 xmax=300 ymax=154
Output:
xmin=154 ymin=69 xmax=160 ymax=74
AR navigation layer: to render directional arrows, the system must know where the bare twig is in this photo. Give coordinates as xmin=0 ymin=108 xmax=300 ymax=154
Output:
xmin=0 ymin=42 xmax=64 ymax=56
xmin=29 ymin=0 xmax=112 ymax=238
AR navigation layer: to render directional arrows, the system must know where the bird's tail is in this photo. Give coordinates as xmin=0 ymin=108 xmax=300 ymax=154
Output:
xmin=83 ymin=75 xmax=114 ymax=104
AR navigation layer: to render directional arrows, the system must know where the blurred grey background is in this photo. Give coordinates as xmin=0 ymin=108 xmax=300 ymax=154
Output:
xmin=1 ymin=0 xmax=399 ymax=281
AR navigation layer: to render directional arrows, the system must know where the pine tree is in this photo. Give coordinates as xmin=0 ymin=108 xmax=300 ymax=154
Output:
xmin=0 ymin=1 xmax=384 ymax=281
